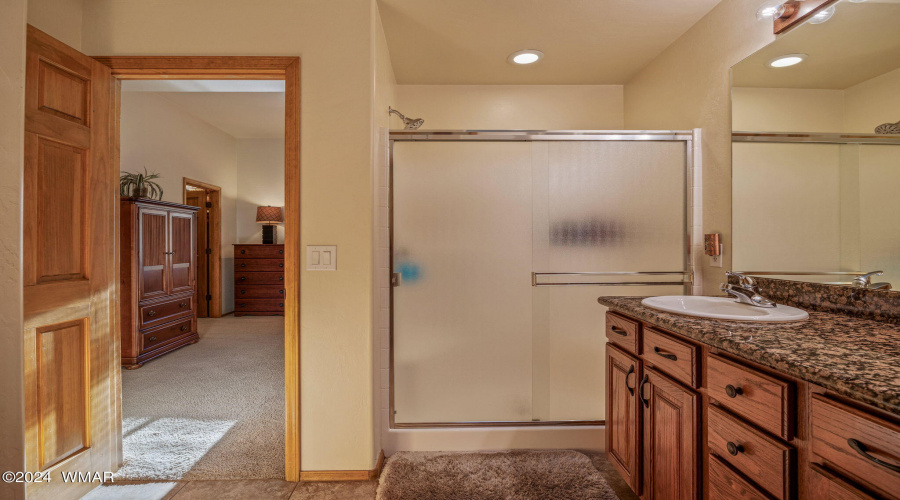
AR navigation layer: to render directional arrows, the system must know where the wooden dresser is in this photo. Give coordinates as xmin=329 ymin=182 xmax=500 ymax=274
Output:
xmin=234 ymin=244 xmax=285 ymax=316
xmin=120 ymin=198 xmax=199 ymax=369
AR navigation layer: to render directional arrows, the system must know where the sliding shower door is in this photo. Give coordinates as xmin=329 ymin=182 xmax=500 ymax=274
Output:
xmin=391 ymin=134 xmax=691 ymax=425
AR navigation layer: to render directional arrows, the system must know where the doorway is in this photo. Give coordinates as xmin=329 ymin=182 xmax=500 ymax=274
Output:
xmin=183 ymin=178 xmax=223 ymax=318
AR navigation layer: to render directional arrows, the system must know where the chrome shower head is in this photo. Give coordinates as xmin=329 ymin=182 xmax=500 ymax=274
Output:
xmin=389 ymin=107 xmax=424 ymax=130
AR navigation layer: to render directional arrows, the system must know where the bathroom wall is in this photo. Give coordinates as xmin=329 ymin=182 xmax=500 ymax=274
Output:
xmin=121 ymin=92 xmax=240 ymax=314
xmin=624 ymin=0 xmax=776 ymax=292
xmin=731 ymin=87 xmax=844 ymax=132
xmin=236 ymin=138 xmax=286 ymax=245
xmin=396 ymin=85 xmax=624 ymax=130
xmin=843 ymin=67 xmax=900 ymax=134
xmin=27 ymin=0 xmax=83 ymax=50
xmin=0 ymin=1 xmax=27 ymax=498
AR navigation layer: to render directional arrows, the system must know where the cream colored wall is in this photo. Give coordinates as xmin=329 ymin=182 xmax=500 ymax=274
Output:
xmin=731 ymin=87 xmax=844 ymax=132
xmin=83 ymin=0 xmax=378 ymax=470
xmin=396 ymin=85 xmax=624 ymax=130
xmin=121 ymin=92 xmax=239 ymax=314
xmin=624 ymin=0 xmax=775 ymax=291
xmin=27 ymin=0 xmax=83 ymax=50
xmin=844 ymin=67 xmax=900 ymax=134
xmin=236 ymin=139 xmax=285 ymax=245
xmin=0 ymin=1 xmax=27 ymax=498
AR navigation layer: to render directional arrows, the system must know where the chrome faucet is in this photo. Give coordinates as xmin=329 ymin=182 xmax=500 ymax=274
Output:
xmin=720 ymin=272 xmax=777 ymax=308
xmin=853 ymin=271 xmax=892 ymax=291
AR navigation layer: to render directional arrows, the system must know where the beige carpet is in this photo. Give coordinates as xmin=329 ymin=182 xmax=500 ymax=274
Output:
xmin=116 ymin=316 xmax=285 ymax=480
xmin=376 ymin=450 xmax=620 ymax=500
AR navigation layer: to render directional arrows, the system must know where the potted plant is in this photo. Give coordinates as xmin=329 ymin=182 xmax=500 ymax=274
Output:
xmin=120 ymin=168 xmax=164 ymax=200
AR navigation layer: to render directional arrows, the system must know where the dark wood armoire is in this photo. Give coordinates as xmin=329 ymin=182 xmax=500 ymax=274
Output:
xmin=120 ymin=198 xmax=199 ymax=368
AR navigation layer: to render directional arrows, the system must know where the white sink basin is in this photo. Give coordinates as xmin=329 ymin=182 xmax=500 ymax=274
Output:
xmin=641 ymin=296 xmax=809 ymax=322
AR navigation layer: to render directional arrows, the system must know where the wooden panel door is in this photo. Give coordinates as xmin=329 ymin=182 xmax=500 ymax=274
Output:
xmin=184 ymin=191 xmax=208 ymax=316
xmin=606 ymin=343 xmax=642 ymax=495
xmin=138 ymin=206 xmax=168 ymax=301
xmin=641 ymin=367 xmax=699 ymax=500
xmin=168 ymin=211 xmax=195 ymax=295
xmin=23 ymin=25 xmax=118 ymax=499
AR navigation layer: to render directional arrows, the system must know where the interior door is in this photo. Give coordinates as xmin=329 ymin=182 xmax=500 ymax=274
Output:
xmin=185 ymin=191 xmax=209 ymax=316
xmin=23 ymin=25 xmax=119 ymax=499
xmin=138 ymin=206 xmax=169 ymax=301
xmin=168 ymin=210 xmax=196 ymax=295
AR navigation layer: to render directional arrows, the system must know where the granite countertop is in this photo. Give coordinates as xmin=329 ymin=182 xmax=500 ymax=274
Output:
xmin=598 ymin=296 xmax=900 ymax=416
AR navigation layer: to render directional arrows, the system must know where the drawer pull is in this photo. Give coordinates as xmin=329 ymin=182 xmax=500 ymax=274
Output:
xmin=653 ymin=346 xmax=678 ymax=361
xmin=848 ymin=438 xmax=900 ymax=473
xmin=279 ymin=263 xmax=284 ymax=268
xmin=279 ymin=249 xmax=283 ymax=254
xmin=241 ymin=249 xmax=246 ymax=254
xmin=241 ymin=263 xmax=246 ymax=267
xmin=241 ymin=277 xmax=247 ymax=281
xmin=147 ymin=310 xmax=156 ymax=317
xmin=279 ymin=290 xmax=284 ymax=294
xmin=149 ymin=336 xmax=157 ymax=342
xmin=179 ymin=302 xmax=187 ymax=308
xmin=725 ymin=384 xmax=743 ymax=398
xmin=610 ymin=326 xmax=628 ymax=337
xmin=726 ymin=442 xmax=744 ymax=456
xmin=240 ymin=290 xmax=246 ymax=294
xmin=279 ymin=303 xmax=284 ymax=307
xmin=279 ymin=276 xmax=284 ymax=281
xmin=639 ymin=374 xmax=650 ymax=408
xmin=625 ymin=365 xmax=635 ymax=396
xmin=240 ymin=303 xmax=246 ymax=307
xmin=180 ymin=325 xmax=187 ymax=332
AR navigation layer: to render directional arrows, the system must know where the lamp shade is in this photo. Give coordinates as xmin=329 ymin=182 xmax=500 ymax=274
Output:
xmin=256 ymin=206 xmax=284 ymax=224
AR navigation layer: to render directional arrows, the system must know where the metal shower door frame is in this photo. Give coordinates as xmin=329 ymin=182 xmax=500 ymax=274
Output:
xmin=388 ymin=130 xmax=698 ymax=429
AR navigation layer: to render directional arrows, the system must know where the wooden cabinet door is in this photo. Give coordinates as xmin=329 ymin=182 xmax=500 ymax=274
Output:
xmin=168 ymin=211 xmax=195 ymax=295
xmin=23 ymin=25 xmax=119 ymax=499
xmin=606 ymin=343 xmax=642 ymax=495
xmin=641 ymin=367 xmax=699 ymax=500
xmin=138 ymin=206 xmax=169 ymax=301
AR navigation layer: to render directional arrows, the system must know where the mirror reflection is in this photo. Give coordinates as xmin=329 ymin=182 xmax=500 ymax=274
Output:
xmin=731 ymin=0 xmax=900 ymax=290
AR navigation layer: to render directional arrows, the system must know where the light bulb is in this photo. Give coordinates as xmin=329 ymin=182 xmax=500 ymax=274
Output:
xmin=809 ymin=5 xmax=836 ymax=24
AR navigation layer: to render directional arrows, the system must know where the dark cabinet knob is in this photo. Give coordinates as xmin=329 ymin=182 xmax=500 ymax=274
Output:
xmin=279 ymin=263 xmax=284 ymax=268
xmin=241 ymin=263 xmax=246 ymax=267
xmin=180 ymin=325 xmax=187 ymax=332
xmin=149 ymin=336 xmax=157 ymax=342
xmin=241 ymin=277 xmax=246 ymax=281
xmin=240 ymin=303 xmax=246 ymax=307
xmin=179 ymin=302 xmax=186 ymax=308
xmin=726 ymin=442 xmax=744 ymax=456
xmin=279 ymin=250 xmax=283 ymax=254
xmin=725 ymin=384 xmax=743 ymax=398
xmin=279 ymin=276 xmax=283 ymax=281
xmin=279 ymin=290 xmax=284 ymax=294
xmin=241 ymin=250 xmax=246 ymax=254
xmin=279 ymin=303 xmax=284 ymax=307
xmin=240 ymin=290 xmax=246 ymax=294
xmin=148 ymin=310 xmax=156 ymax=317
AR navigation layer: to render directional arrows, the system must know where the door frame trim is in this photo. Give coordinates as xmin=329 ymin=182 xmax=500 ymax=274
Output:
xmin=183 ymin=177 xmax=223 ymax=318
xmin=95 ymin=56 xmax=301 ymax=481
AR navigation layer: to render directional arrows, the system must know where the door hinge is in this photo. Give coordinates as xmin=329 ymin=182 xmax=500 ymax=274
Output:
xmin=205 ymin=248 xmax=212 ymax=255
xmin=205 ymin=202 xmax=212 ymax=208
xmin=391 ymin=273 xmax=401 ymax=287
xmin=206 ymin=294 xmax=212 ymax=301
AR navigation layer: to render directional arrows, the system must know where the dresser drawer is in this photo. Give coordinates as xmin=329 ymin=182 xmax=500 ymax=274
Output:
xmin=708 ymin=405 xmax=793 ymax=499
xmin=141 ymin=317 xmax=194 ymax=352
xmin=235 ymin=299 xmax=285 ymax=312
xmin=809 ymin=463 xmax=879 ymax=500
xmin=139 ymin=295 xmax=193 ymax=329
xmin=235 ymin=272 xmax=284 ymax=285
xmin=811 ymin=394 xmax=900 ymax=499
xmin=234 ymin=244 xmax=284 ymax=259
xmin=235 ymin=258 xmax=284 ymax=272
xmin=606 ymin=312 xmax=640 ymax=355
xmin=641 ymin=327 xmax=699 ymax=388
xmin=708 ymin=454 xmax=775 ymax=500
xmin=707 ymin=354 xmax=794 ymax=440
xmin=236 ymin=285 xmax=285 ymax=299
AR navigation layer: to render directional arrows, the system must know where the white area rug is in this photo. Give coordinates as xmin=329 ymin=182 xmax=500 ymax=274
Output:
xmin=116 ymin=316 xmax=285 ymax=480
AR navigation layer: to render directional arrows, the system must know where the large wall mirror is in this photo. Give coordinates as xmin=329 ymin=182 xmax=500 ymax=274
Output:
xmin=731 ymin=0 xmax=900 ymax=290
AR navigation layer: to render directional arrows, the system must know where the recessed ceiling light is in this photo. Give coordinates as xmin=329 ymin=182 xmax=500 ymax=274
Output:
xmin=808 ymin=5 xmax=836 ymax=24
xmin=768 ymin=53 xmax=807 ymax=68
xmin=508 ymin=50 xmax=544 ymax=65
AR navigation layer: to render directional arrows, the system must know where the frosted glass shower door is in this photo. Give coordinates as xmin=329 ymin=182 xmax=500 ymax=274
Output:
xmin=392 ymin=139 xmax=689 ymax=425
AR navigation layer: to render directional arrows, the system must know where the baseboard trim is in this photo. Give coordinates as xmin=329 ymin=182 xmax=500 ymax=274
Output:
xmin=300 ymin=450 xmax=385 ymax=482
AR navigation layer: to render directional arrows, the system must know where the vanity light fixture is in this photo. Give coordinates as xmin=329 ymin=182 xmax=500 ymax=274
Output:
xmin=756 ymin=1 xmax=787 ymax=20
xmin=768 ymin=53 xmax=807 ymax=68
xmin=808 ymin=5 xmax=836 ymax=24
xmin=508 ymin=49 xmax=544 ymax=65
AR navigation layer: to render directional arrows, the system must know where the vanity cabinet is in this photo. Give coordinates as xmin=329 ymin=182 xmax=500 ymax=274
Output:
xmin=604 ymin=310 xmax=900 ymax=500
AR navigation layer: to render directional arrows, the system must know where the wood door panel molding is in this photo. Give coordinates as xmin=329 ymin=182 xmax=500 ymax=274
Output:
xmin=37 ymin=59 xmax=90 ymax=126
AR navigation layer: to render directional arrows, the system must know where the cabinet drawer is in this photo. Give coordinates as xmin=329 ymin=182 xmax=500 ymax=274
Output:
xmin=142 ymin=317 xmax=194 ymax=352
xmin=708 ymin=405 xmax=793 ymax=499
xmin=236 ymin=285 xmax=285 ymax=299
xmin=235 ymin=299 xmax=285 ymax=312
xmin=139 ymin=295 xmax=193 ymax=329
xmin=235 ymin=272 xmax=284 ymax=285
xmin=707 ymin=354 xmax=794 ymax=440
xmin=235 ymin=258 xmax=284 ymax=272
xmin=708 ymin=454 xmax=775 ymax=500
xmin=641 ymin=327 xmax=699 ymax=388
xmin=809 ymin=463 xmax=879 ymax=500
xmin=606 ymin=312 xmax=640 ymax=355
xmin=234 ymin=244 xmax=284 ymax=259
xmin=811 ymin=394 xmax=900 ymax=499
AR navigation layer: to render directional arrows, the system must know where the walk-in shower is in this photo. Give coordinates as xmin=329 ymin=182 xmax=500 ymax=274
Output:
xmin=388 ymin=130 xmax=700 ymax=427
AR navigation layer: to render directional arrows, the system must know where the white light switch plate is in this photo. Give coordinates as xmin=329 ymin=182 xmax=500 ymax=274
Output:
xmin=307 ymin=245 xmax=337 ymax=270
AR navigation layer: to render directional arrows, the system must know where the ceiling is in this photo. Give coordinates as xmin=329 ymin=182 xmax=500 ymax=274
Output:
xmin=122 ymin=81 xmax=285 ymax=139
xmin=378 ymin=0 xmax=723 ymax=85
xmin=732 ymin=0 xmax=900 ymax=90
